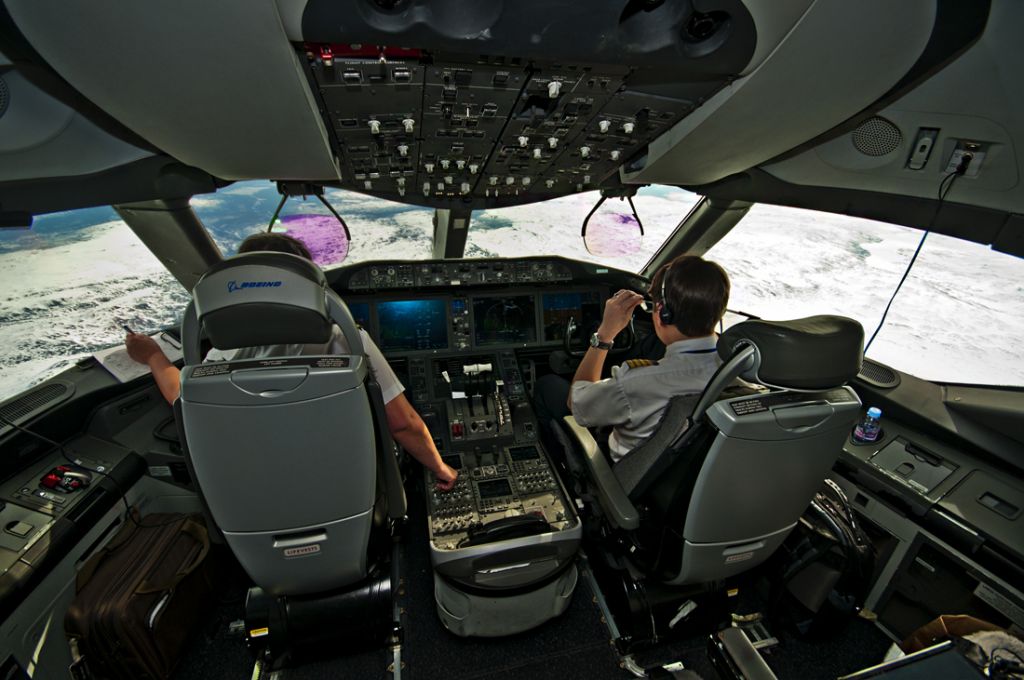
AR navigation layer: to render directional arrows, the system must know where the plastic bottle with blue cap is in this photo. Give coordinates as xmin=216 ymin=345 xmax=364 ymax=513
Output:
xmin=853 ymin=406 xmax=883 ymax=443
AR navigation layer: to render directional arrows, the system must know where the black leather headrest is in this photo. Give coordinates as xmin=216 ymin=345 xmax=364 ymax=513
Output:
xmin=717 ymin=316 xmax=864 ymax=390
xmin=193 ymin=252 xmax=332 ymax=350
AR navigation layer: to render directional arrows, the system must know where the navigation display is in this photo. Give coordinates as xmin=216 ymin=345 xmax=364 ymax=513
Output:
xmin=477 ymin=478 xmax=513 ymax=499
xmin=473 ymin=295 xmax=536 ymax=346
xmin=542 ymin=291 xmax=602 ymax=341
xmin=346 ymin=302 xmax=371 ymax=329
xmin=377 ymin=299 xmax=448 ymax=352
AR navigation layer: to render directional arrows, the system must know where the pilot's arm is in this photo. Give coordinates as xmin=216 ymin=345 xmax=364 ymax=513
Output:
xmin=567 ymin=289 xmax=643 ymax=418
xmin=362 ymin=334 xmax=458 ymax=491
xmin=384 ymin=394 xmax=458 ymax=491
xmin=125 ymin=332 xmax=181 ymax=403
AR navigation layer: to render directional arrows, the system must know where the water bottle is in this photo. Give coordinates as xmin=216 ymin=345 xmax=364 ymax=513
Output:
xmin=853 ymin=407 xmax=882 ymax=443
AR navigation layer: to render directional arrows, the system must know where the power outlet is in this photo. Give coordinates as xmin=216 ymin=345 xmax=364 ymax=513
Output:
xmin=945 ymin=140 xmax=986 ymax=177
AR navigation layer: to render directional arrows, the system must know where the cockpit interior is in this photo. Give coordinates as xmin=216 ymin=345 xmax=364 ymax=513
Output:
xmin=1 ymin=1 xmax=1023 ymax=679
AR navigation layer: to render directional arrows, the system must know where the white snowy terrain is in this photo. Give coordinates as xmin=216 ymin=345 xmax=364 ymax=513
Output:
xmin=1 ymin=182 xmax=1022 ymax=403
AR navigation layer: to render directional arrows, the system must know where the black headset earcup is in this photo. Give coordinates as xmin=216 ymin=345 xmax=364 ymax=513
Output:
xmin=659 ymin=302 xmax=673 ymax=325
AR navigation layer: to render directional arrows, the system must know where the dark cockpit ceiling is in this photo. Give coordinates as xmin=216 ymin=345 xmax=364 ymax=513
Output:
xmin=4 ymin=0 xmax=1022 ymax=258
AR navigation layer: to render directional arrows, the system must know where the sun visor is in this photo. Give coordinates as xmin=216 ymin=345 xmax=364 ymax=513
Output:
xmin=192 ymin=252 xmax=331 ymax=349
xmin=718 ymin=316 xmax=864 ymax=391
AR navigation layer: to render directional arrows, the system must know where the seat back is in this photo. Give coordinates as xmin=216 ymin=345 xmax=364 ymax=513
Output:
xmin=176 ymin=252 xmax=405 ymax=596
xmin=627 ymin=316 xmax=864 ymax=586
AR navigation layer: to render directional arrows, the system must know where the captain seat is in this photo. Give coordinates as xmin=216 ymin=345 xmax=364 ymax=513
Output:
xmin=175 ymin=252 xmax=406 ymax=657
xmin=559 ymin=316 xmax=863 ymax=638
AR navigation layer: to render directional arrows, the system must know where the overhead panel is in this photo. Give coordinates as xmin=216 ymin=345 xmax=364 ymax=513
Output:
xmin=303 ymin=50 xmax=705 ymax=209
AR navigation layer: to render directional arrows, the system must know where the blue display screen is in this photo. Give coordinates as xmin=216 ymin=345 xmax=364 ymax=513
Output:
xmin=347 ymin=302 xmax=371 ymax=329
xmin=377 ymin=299 xmax=448 ymax=352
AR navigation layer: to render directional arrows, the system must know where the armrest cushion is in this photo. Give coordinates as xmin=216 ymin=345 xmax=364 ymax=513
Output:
xmin=561 ymin=416 xmax=639 ymax=530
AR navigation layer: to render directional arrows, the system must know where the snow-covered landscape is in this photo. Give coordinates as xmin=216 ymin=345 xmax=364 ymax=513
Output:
xmin=1 ymin=181 xmax=1022 ymax=402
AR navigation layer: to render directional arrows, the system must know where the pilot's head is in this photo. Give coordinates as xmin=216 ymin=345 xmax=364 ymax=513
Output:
xmin=649 ymin=254 xmax=730 ymax=339
xmin=237 ymin=232 xmax=312 ymax=260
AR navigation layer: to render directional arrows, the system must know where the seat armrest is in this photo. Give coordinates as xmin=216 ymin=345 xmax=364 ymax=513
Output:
xmin=561 ymin=416 xmax=639 ymax=530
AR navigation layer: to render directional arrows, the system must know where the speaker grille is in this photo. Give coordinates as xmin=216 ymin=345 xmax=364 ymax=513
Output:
xmin=0 ymin=382 xmax=73 ymax=426
xmin=0 ymin=75 xmax=9 ymax=119
xmin=851 ymin=117 xmax=902 ymax=157
xmin=858 ymin=359 xmax=901 ymax=389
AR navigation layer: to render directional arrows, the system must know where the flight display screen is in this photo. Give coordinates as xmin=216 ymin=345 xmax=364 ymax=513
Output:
xmin=508 ymin=445 xmax=540 ymax=461
xmin=542 ymin=291 xmax=603 ymax=342
xmin=377 ymin=299 xmax=448 ymax=352
xmin=477 ymin=478 xmax=513 ymax=499
xmin=473 ymin=295 xmax=536 ymax=346
xmin=347 ymin=302 xmax=371 ymax=329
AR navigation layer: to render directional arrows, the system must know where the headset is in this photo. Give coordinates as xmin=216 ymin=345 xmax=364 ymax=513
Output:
xmin=658 ymin=262 xmax=675 ymax=326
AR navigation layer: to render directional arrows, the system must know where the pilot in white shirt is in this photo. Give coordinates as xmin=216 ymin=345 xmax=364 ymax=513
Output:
xmin=561 ymin=254 xmax=731 ymax=462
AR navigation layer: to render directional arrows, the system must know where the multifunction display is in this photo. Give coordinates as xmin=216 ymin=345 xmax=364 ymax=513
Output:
xmin=377 ymin=299 xmax=448 ymax=351
xmin=472 ymin=295 xmax=537 ymax=346
xmin=541 ymin=291 xmax=602 ymax=342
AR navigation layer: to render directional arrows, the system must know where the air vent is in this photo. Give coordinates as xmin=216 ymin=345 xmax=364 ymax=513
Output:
xmin=0 ymin=75 xmax=9 ymax=119
xmin=0 ymin=382 xmax=75 ymax=427
xmin=858 ymin=359 xmax=901 ymax=389
xmin=851 ymin=117 xmax=902 ymax=157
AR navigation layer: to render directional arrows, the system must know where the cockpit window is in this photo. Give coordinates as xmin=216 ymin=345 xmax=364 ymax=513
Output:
xmin=0 ymin=207 xmax=189 ymax=402
xmin=191 ymin=182 xmax=434 ymax=269
xmin=464 ymin=186 xmax=699 ymax=273
xmin=707 ymin=204 xmax=1024 ymax=387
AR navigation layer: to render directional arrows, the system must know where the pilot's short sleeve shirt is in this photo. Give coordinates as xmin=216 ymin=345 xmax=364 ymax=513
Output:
xmin=204 ymin=327 xmax=405 ymax=403
xmin=569 ymin=336 xmax=721 ymax=461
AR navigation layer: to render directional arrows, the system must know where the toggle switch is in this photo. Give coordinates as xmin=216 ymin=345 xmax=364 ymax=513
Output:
xmin=599 ymin=120 xmax=611 ymax=133
xmin=368 ymin=120 xmax=381 ymax=134
xmin=397 ymin=144 xmax=409 ymax=157
xmin=469 ymin=163 xmax=479 ymax=174
xmin=610 ymin=149 xmax=621 ymax=161
xmin=580 ymin=146 xmax=591 ymax=158
xmin=623 ymin=121 xmax=635 ymax=134
xmin=402 ymin=118 xmax=415 ymax=133
xmin=547 ymin=80 xmax=561 ymax=98
xmin=533 ymin=148 xmax=542 ymax=159
xmin=548 ymin=137 xmax=558 ymax=149
xmin=518 ymin=135 xmax=529 ymax=147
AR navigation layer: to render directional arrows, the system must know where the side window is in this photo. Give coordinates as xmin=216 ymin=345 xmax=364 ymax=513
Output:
xmin=707 ymin=204 xmax=1024 ymax=386
xmin=0 ymin=207 xmax=188 ymax=401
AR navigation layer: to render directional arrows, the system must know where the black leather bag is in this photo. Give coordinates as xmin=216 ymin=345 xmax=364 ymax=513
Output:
xmin=65 ymin=512 xmax=217 ymax=680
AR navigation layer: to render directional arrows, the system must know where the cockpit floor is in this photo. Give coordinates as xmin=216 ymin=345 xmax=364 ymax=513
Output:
xmin=172 ymin=478 xmax=625 ymax=679
xmin=171 ymin=472 xmax=893 ymax=679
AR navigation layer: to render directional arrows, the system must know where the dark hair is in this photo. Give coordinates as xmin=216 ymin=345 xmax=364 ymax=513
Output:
xmin=237 ymin=233 xmax=312 ymax=260
xmin=650 ymin=254 xmax=730 ymax=337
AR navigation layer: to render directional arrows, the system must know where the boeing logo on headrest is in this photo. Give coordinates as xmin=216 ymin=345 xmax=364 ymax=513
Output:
xmin=227 ymin=280 xmax=283 ymax=293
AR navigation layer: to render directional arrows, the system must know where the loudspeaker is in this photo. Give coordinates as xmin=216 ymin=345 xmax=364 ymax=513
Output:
xmin=851 ymin=117 xmax=902 ymax=157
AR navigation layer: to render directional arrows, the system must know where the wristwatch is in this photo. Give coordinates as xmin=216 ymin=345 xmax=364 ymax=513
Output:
xmin=589 ymin=332 xmax=614 ymax=350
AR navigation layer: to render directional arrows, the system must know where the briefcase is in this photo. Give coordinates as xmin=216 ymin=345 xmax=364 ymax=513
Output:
xmin=65 ymin=512 xmax=216 ymax=680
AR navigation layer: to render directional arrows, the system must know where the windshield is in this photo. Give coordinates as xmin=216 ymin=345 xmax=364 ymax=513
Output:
xmin=0 ymin=208 xmax=189 ymax=402
xmin=465 ymin=185 xmax=698 ymax=273
xmin=191 ymin=182 xmax=434 ymax=269
xmin=707 ymin=204 xmax=1024 ymax=387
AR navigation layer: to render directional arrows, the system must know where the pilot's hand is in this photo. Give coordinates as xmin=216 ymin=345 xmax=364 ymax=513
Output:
xmin=434 ymin=463 xmax=458 ymax=492
xmin=597 ymin=289 xmax=643 ymax=341
xmin=125 ymin=332 xmax=164 ymax=365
